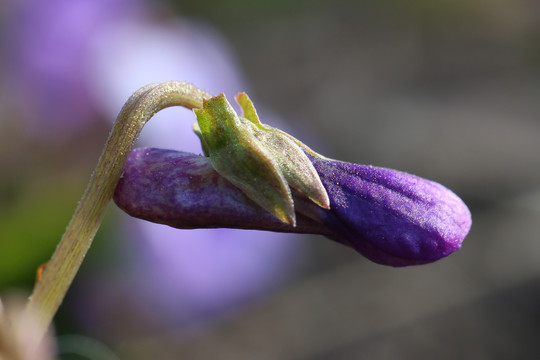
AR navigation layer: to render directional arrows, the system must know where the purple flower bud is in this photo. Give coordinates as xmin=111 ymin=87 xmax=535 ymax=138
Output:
xmin=307 ymin=154 xmax=471 ymax=266
xmin=114 ymin=147 xmax=471 ymax=267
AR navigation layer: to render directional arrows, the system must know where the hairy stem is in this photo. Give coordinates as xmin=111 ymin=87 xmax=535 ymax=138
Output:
xmin=25 ymin=81 xmax=210 ymax=339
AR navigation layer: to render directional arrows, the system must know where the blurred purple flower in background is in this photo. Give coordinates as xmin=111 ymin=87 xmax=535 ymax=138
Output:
xmin=2 ymin=0 xmax=146 ymax=139
xmin=3 ymin=0 xmax=306 ymax=335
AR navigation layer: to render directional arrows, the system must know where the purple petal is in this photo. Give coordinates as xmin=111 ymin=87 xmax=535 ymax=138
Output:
xmin=308 ymin=154 xmax=471 ymax=266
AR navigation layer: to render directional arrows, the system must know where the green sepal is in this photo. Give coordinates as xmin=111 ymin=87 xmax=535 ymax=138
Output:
xmin=235 ymin=92 xmax=329 ymax=209
xmin=235 ymin=92 xmax=263 ymax=128
xmin=194 ymin=92 xmax=331 ymax=226
xmin=253 ymin=130 xmax=329 ymax=209
xmin=194 ymin=94 xmax=296 ymax=225
xmin=235 ymin=92 xmax=327 ymax=159
xmin=192 ymin=123 xmax=210 ymax=156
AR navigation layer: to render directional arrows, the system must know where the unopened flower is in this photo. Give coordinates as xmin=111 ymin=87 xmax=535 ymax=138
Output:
xmin=114 ymin=93 xmax=471 ymax=267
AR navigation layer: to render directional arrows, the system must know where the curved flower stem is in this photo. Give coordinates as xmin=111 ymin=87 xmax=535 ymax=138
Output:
xmin=25 ymin=81 xmax=210 ymax=339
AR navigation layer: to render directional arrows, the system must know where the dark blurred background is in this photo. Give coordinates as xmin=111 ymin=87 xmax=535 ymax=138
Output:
xmin=1 ymin=0 xmax=540 ymax=359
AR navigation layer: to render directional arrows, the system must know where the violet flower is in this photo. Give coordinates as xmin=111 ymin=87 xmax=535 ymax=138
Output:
xmin=114 ymin=94 xmax=471 ymax=267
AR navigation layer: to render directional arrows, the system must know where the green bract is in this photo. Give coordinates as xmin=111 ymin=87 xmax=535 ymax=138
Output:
xmin=194 ymin=93 xmax=329 ymax=226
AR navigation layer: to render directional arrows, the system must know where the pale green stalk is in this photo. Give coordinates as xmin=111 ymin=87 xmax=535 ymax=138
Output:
xmin=25 ymin=81 xmax=210 ymax=340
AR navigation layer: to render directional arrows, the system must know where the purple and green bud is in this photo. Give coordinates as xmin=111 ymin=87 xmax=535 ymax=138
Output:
xmin=114 ymin=93 xmax=472 ymax=267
